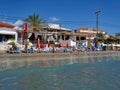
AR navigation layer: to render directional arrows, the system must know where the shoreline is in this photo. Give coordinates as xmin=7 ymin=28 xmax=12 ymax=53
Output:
xmin=0 ymin=51 xmax=120 ymax=61
xmin=0 ymin=51 xmax=120 ymax=71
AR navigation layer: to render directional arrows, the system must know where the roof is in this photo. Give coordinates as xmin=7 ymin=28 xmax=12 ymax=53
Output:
xmin=43 ymin=24 xmax=71 ymax=31
xmin=77 ymin=27 xmax=105 ymax=32
xmin=0 ymin=22 xmax=14 ymax=28
xmin=63 ymin=32 xmax=91 ymax=37
xmin=74 ymin=33 xmax=91 ymax=37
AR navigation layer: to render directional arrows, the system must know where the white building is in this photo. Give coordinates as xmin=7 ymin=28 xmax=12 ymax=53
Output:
xmin=0 ymin=22 xmax=18 ymax=51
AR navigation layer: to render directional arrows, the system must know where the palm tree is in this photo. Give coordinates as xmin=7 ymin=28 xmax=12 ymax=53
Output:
xmin=25 ymin=14 xmax=46 ymax=43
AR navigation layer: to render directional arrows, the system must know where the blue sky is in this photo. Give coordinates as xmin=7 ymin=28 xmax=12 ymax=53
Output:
xmin=0 ymin=0 xmax=120 ymax=34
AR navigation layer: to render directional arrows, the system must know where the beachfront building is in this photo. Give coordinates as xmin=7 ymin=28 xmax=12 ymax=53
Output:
xmin=43 ymin=24 xmax=72 ymax=42
xmin=0 ymin=22 xmax=18 ymax=50
xmin=16 ymin=23 xmax=72 ymax=45
xmin=0 ymin=22 xmax=18 ymax=42
xmin=74 ymin=27 xmax=106 ymax=41
xmin=16 ymin=23 xmax=107 ymax=45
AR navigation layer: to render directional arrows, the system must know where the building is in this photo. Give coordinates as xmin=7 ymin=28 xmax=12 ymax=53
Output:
xmin=0 ymin=22 xmax=18 ymax=51
xmin=76 ymin=27 xmax=106 ymax=34
xmin=41 ymin=26 xmax=107 ymax=43
xmin=43 ymin=24 xmax=72 ymax=42
xmin=0 ymin=22 xmax=18 ymax=42
xmin=16 ymin=23 xmax=107 ymax=44
xmin=74 ymin=27 xmax=106 ymax=41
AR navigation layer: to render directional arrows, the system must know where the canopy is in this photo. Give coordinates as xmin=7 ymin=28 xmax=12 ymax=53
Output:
xmin=0 ymin=28 xmax=17 ymax=35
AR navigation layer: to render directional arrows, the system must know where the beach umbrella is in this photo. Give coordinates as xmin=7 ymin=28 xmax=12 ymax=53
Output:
xmin=25 ymin=41 xmax=33 ymax=46
xmin=25 ymin=41 xmax=29 ymax=45
xmin=8 ymin=41 xmax=18 ymax=45
xmin=66 ymin=43 xmax=69 ymax=48
xmin=36 ymin=43 xmax=39 ymax=48
xmin=7 ymin=40 xmax=12 ymax=44
xmin=48 ymin=42 xmax=50 ymax=47
xmin=59 ymin=43 xmax=62 ymax=48
xmin=29 ymin=42 xmax=33 ymax=46
xmin=10 ymin=42 xmax=15 ymax=45
xmin=40 ymin=43 xmax=44 ymax=48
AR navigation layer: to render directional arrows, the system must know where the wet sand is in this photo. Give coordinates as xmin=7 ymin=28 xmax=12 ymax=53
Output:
xmin=0 ymin=51 xmax=120 ymax=61
xmin=0 ymin=51 xmax=120 ymax=71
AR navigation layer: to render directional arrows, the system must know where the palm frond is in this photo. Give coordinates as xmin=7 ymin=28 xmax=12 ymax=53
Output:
xmin=25 ymin=14 xmax=46 ymax=31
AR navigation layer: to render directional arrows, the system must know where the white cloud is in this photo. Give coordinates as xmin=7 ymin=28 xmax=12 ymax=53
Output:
xmin=49 ymin=17 xmax=59 ymax=22
xmin=14 ymin=20 xmax=24 ymax=26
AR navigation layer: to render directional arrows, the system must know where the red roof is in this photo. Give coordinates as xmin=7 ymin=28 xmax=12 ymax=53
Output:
xmin=0 ymin=22 xmax=14 ymax=28
xmin=77 ymin=28 xmax=88 ymax=30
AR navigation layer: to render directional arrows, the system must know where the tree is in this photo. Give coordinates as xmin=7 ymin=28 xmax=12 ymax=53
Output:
xmin=115 ymin=33 xmax=120 ymax=44
xmin=96 ymin=33 xmax=104 ymax=39
xmin=25 ymin=14 xmax=46 ymax=30
xmin=25 ymin=14 xmax=46 ymax=42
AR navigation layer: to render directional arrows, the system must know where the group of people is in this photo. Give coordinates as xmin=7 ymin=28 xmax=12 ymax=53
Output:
xmin=78 ymin=41 xmax=108 ymax=52
xmin=6 ymin=40 xmax=110 ymax=54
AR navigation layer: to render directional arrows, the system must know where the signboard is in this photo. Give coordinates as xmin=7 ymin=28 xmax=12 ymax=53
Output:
xmin=23 ymin=22 xmax=28 ymax=32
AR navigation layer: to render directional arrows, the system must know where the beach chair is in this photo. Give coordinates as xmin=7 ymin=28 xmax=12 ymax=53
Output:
xmin=9 ymin=46 xmax=20 ymax=54
xmin=28 ymin=47 xmax=34 ymax=53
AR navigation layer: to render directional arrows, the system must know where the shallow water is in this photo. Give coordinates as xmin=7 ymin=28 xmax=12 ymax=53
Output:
xmin=0 ymin=56 xmax=120 ymax=90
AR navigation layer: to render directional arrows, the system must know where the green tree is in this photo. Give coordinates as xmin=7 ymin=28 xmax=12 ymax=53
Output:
xmin=96 ymin=33 xmax=104 ymax=39
xmin=115 ymin=33 xmax=120 ymax=44
xmin=25 ymin=14 xmax=46 ymax=30
xmin=25 ymin=14 xmax=46 ymax=42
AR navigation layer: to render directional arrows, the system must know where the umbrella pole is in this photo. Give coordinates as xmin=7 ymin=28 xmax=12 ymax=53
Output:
xmin=22 ymin=31 xmax=25 ymax=45
xmin=38 ymin=38 xmax=40 ymax=49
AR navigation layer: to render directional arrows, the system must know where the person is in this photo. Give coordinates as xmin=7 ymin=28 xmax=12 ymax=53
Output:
xmin=77 ymin=47 xmax=80 ymax=54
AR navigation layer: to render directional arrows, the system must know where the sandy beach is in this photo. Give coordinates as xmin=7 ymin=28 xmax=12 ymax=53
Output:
xmin=0 ymin=51 xmax=120 ymax=61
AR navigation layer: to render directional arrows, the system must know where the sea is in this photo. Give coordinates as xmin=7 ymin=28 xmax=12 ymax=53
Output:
xmin=0 ymin=55 xmax=120 ymax=90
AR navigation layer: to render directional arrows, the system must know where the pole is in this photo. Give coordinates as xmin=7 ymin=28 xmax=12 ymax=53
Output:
xmin=95 ymin=10 xmax=101 ymax=35
xmin=95 ymin=10 xmax=101 ymax=49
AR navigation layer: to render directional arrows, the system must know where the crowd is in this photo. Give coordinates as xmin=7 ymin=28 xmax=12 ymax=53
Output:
xmin=6 ymin=40 xmax=118 ymax=54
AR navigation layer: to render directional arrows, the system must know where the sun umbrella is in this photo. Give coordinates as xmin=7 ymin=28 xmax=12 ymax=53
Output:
xmin=25 ymin=41 xmax=29 ymax=45
xmin=48 ymin=42 xmax=50 ymax=47
xmin=36 ymin=43 xmax=39 ymax=48
xmin=7 ymin=40 xmax=12 ymax=44
xmin=25 ymin=41 xmax=33 ymax=46
xmin=66 ymin=43 xmax=69 ymax=48
xmin=10 ymin=42 xmax=15 ymax=45
xmin=8 ymin=41 xmax=18 ymax=45
xmin=40 ymin=43 xmax=44 ymax=48
xmin=59 ymin=43 xmax=62 ymax=48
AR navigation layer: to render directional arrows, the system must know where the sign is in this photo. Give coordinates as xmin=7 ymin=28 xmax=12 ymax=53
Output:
xmin=23 ymin=22 xmax=28 ymax=32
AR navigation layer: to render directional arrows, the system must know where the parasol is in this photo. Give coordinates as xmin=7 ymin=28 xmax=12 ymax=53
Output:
xmin=40 ymin=43 xmax=44 ymax=48
xmin=25 ymin=41 xmax=33 ymax=46
xmin=66 ymin=43 xmax=69 ymax=48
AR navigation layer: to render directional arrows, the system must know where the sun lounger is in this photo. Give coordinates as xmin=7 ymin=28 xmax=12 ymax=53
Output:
xmin=9 ymin=47 xmax=20 ymax=54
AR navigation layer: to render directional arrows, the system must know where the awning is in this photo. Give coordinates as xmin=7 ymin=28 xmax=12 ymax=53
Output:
xmin=0 ymin=28 xmax=18 ymax=41
xmin=0 ymin=28 xmax=17 ymax=35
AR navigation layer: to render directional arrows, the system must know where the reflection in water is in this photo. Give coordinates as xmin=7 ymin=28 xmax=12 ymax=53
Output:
xmin=0 ymin=55 xmax=120 ymax=90
xmin=0 ymin=55 xmax=120 ymax=71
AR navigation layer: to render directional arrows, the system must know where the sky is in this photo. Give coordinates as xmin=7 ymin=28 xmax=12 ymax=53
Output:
xmin=0 ymin=0 xmax=120 ymax=34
